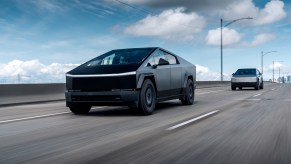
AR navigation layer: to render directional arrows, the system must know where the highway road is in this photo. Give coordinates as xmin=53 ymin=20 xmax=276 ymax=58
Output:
xmin=0 ymin=83 xmax=290 ymax=163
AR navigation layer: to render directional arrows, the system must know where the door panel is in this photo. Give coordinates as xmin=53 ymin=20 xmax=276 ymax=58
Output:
xmin=156 ymin=65 xmax=171 ymax=98
xmin=170 ymin=65 xmax=182 ymax=95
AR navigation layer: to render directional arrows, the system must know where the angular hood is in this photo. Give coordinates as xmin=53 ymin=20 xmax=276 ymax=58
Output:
xmin=67 ymin=64 xmax=140 ymax=75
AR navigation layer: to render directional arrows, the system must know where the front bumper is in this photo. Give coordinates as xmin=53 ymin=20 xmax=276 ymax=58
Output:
xmin=231 ymin=82 xmax=257 ymax=87
xmin=231 ymin=77 xmax=257 ymax=83
xmin=65 ymin=90 xmax=139 ymax=107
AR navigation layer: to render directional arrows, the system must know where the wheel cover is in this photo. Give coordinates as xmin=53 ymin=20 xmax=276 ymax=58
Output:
xmin=189 ymin=84 xmax=193 ymax=99
xmin=145 ymin=86 xmax=153 ymax=107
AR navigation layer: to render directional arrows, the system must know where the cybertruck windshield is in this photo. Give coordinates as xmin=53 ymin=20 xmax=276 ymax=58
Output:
xmin=234 ymin=69 xmax=256 ymax=75
xmin=84 ymin=48 xmax=154 ymax=67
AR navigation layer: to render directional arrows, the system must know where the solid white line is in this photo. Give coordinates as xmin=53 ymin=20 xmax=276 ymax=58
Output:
xmin=196 ymin=90 xmax=224 ymax=95
xmin=0 ymin=106 xmax=106 ymax=124
xmin=166 ymin=110 xmax=219 ymax=131
xmin=0 ymin=112 xmax=70 ymax=124
xmin=253 ymin=93 xmax=262 ymax=97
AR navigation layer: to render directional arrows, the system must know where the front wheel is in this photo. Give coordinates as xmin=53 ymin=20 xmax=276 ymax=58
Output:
xmin=69 ymin=104 xmax=91 ymax=115
xmin=138 ymin=79 xmax=156 ymax=115
xmin=181 ymin=79 xmax=195 ymax=105
xmin=260 ymin=81 xmax=264 ymax=89
xmin=254 ymin=80 xmax=259 ymax=90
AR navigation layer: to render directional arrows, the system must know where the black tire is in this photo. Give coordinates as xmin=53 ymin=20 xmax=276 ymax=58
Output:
xmin=254 ymin=80 xmax=259 ymax=90
xmin=181 ymin=79 xmax=194 ymax=105
xmin=239 ymin=87 xmax=242 ymax=90
xmin=260 ymin=81 xmax=264 ymax=89
xmin=69 ymin=105 xmax=91 ymax=115
xmin=138 ymin=79 xmax=156 ymax=115
xmin=231 ymin=84 xmax=236 ymax=90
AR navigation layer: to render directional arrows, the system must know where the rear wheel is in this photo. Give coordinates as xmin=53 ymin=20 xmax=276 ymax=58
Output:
xmin=138 ymin=79 xmax=156 ymax=115
xmin=181 ymin=79 xmax=194 ymax=105
xmin=239 ymin=87 xmax=242 ymax=90
xmin=69 ymin=104 xmax=91 ymax=114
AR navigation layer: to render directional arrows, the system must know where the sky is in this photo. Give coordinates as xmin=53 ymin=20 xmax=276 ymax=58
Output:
xmin=0 ymin=0 xmax=290 ymax=83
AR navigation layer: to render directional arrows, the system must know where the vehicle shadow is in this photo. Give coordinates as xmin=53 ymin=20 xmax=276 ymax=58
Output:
xmin=232 ymin=88 xmax=259 ymax=91
xmin=87 ymin=100 xmax=186 ymax=116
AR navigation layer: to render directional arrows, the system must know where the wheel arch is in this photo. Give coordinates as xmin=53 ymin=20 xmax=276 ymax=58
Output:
xmin=183 ymin=73 xmax=196 ymax=89
xmin=137 ymin=73 xmax=157 ymax=94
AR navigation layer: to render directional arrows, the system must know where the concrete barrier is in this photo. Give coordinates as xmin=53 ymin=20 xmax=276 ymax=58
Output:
xmin=0 ymin=84 xmax=66 ymax=106
xmin=0 ymin=82 xmax=230 ymax=106
xmin=196 ymin=81 xmax=230 ymax=89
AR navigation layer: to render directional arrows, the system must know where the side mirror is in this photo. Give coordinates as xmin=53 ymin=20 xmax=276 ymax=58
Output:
xmin=232 ymin=73 xmax=235 ymax=75
xmin=259 ymin=73 xmax=262 ymax=75
xmin=158 ymin=58 xmax=169 ymax=66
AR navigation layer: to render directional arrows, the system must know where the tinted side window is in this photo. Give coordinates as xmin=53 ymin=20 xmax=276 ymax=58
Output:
xmin=147 ymin=50 xmax=167 ymax=66
xmin=165 ymin=53 xmax=177 ymax=65
xmin=154 ymin=50 xmax=168 ymax=65
xmin=147 ymin=57 xmax=155 ymax=66
xmin=257 ymin=70 xmax=261 ymax=75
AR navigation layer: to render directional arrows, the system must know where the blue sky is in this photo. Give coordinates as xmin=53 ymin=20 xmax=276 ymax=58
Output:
xmin=0 ymin=0 xmax=290 ymax=83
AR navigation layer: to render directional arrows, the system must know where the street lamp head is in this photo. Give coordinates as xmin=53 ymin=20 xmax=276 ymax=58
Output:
xmin=224 ymin=17 xmax=254 ymax=27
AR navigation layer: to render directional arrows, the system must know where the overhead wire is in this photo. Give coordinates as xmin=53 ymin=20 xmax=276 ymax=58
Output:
xmin=114 ymin=0 xmax=199 ymax=30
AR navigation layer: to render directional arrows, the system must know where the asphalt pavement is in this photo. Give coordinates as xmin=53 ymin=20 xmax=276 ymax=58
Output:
xmin=0 ymin=83 xmax=290 ymax=164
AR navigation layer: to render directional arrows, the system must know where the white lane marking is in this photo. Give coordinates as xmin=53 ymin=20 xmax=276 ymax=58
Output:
xmin=0 ymin=112 xmax=70 ymax=124
xmin=167 ymin=110 xmax=219 ymax=131
xmin=271 ymin=88 xmax=275 ymax=91
xmin=253 ymin=93 xmax=262 ymax=97
xmin=196 ymin=90 xmax=224 ymax=95
xmin=0 ymin=106 xmax=105 ymax=124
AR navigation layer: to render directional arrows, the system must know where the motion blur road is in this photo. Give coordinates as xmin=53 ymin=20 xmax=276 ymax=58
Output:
xmin=0 ymin=83 xmax=290 ymax=163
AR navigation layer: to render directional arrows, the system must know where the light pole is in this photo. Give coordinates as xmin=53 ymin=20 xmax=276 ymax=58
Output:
xmin=273 ymin=61 xmax=284 ymax=82
xmin=279 ymin=67 xmax=281 ymax=83
xmin=220 ymin=17 xmax=253 ymax=81
xmin=261 ymin=51 xmax=276 ymax=75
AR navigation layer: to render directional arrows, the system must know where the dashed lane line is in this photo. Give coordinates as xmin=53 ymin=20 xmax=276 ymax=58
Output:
xmin=253 ymin=93 xmax=262 ymax=97
xmin=166 ymin=110 xmax=219 ymax=131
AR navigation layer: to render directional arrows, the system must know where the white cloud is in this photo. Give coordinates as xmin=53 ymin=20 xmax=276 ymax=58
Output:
xmin=205 ymin=27 xmax=241 ymax=46
xmin=242 ymin=33 xmax=275 ymax=47
xmin=269 ymin=62 xmax=284 ymax=69
xmin=0 ymin=60 xmax=79 ymax=83
xmin=124 ymin=7 xmax=205 ymax=40
xmin=223 ymin=0 xmax=286 ymax=26
xmin=254 ymin=0 xmax=286 ymax=25
xmin=196 ymin=64 xmax=230 ymax=81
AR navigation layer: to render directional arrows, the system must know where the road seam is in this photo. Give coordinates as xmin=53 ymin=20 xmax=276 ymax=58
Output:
xmin=166 ymin=110 xmax=219 ymax=131
xmin=196 ymin=90 xmax=224 ymax=95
